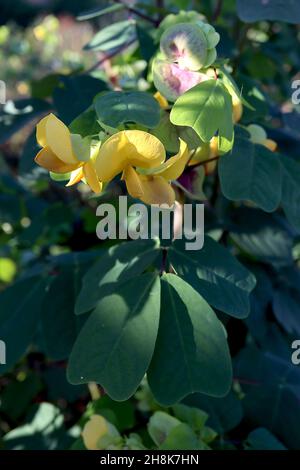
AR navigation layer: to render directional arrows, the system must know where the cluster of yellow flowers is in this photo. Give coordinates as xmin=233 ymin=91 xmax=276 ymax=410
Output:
xmin=35 ymin=113 xmax=189 ymax=206
xmin=35 ymin=92 xmax=277 ymax=205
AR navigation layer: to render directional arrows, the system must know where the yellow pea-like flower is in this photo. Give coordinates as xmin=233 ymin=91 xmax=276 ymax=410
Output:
xmin=35 ymin=113 xmax=102 ymax=194
xmin=95 ymin=130 xmax=189 ymax=206
xmin=82 ymin=415 xmax=120 ymax=450
xmin=188 ymin=136 xmax=219 ymax=175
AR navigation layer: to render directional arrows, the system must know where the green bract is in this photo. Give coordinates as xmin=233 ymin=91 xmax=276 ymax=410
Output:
xmin=157 ymin=10 xmax=206 ymax=39
xmin=160 ymin=22 xmax=220 ymax=71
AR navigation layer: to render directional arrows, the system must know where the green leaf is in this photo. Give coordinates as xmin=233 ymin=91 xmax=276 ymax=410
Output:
xmin=75 ymin=239 xmax=160 ymax=315
xmin=280 ymin=155 xmax=300 ymax=231
xmin=53 ymin=75 xmax=107 ymax=124
xmin=184 ymin=391 xmax=244 ymax=434
xmin=237 ymin=0 xmax=300 ymax=24
xmin=235 ymin=346 xmax=300 ymax=449
xmin=30 ymin=74 xmax=60 ymax=100
xmin=19 ymin=131 xmax=40 ymax=175
xmin=245 ymin=428 xmax=287 ymax=450
xmin=170 ymin=79 xmax=234 ymax=153
xmin=148 ymin=274 xmax=232 ymax=405
xmin=219 ymin=137 xmax=282 ymax=212
xmin=41 ymin=254 xmax=96 ymax=361
xmin=68 ymin=273 xmax=161 ymax=401
xmin=84 ymin=20 xmax=136 ymax=53
xmin=136 ymin=25 xmax=156 ymax=62
xmin=94 ymin=91 xmax=161 ymax=129
xmin=77 ymin=3 xmax=125 ymax=21
xmin=160 ymin=423 xmax=206 ymax=450
xmin=168 ymin=236 xmax=256 ymax=318
xmin=148 ymin=411 xmax=181 ymax=446
xmin=0 ymin=372 xmax=43 ymax=421
xmin=229 ymin=208 xmax=293 ymax=267
xmin=69 ymin=107 xmax=101 ymax=138
xmin=0 ymin=276 xmax=48 ymax=373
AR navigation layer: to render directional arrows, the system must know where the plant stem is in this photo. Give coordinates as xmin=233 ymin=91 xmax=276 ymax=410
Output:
xmin=85 ymin=38 xmax=137 ymax=74
xmin=88 ymin=382 xmax=101 ymax=400
xmin=112 ymin=0 xmax=157 ymax=25
xmin=212 ymin=0 xmax=223 ymax=22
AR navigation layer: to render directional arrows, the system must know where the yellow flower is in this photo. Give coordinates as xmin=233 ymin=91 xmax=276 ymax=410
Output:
xmin=95 ymin=130 xmax=189 ymax=206
xmin=35 ymin=113 xmax=102 ymax=193
xmin=188 ymin=136 xmax=219 ymax=174
xmin=82 ymin=415 xmax=120 ymax=450
xmin=232 ymin=94 xmax=243 ymax=123
xmin=247 ymin=124 xmax=277 ymax=152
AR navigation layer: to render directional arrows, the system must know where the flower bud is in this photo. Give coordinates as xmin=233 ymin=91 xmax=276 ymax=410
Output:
xmin=82 ymin=415 xmax=121 ymax=450
xmin=247 ymin=124 xmax=277 ymax=151
xmin=157 ymin=10 xmax=206 ymax=38
xmin=152 ymin=58 xmax=209 ymax=102
xmin=160 ymin=21 xmax=220 ymax=71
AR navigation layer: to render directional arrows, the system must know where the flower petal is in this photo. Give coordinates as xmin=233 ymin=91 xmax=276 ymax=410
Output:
xmin=82 ymin=415 xmax=108 ymax=451
xmin=36 ymin=114 xmax=50 ymax=147
xmin=124 ymin=166 xmax=175 ymax=206
xmin=264 ymin=139 xmax=277 ymax=152
xmin=35 ymin=147 xmax=80 ymax=173
xmin=95 ymin=131 xmax=166 ymax=182
xmin=153 ymin=139 xmax=189 ymax=180
xmin=83 ymin=161 xmax=103 ymax=194
xmin=66 ymin=167 xmax=84 ymax=187
xmin=154 ymin=91 xmax=169 ymax=109
xmin=45 ymin=113 xmax=78 ymax=164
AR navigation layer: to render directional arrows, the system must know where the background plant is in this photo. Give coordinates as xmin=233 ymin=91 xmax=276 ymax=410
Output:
xmin=0 ymin=0 xmax=300 ymax=451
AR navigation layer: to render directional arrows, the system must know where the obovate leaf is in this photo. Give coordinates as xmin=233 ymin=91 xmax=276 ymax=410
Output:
xmin=75 ymin=239 xmax=160 ymax=315
xmin=218 ymin=137 xmax=282 ymax=212
xmin=94 ymin=91 xmax=161 ymax=129
xmin=170 ymin=79 xmax=234 ymax=153
xmin=68 ymin=273 xmax=161 ymax=401
xmin=168 ymin=236 xmax=256 ymax=318
xmin=84 ymin=20 xmax=136 ymax=53
xmin=148 ymin=274 xmax=232 ymax=405
xmin=280 ymin=155 xmax=300 ymax=231
xmin=237 ymin=0 xmax=300 ymax=24
xmin=77 ymin=3 xmax=125 ymax=21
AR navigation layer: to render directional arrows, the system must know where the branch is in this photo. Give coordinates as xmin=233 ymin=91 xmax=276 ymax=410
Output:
xmin=112 ymin=0 xmax=157 ymax=25
xmin=212 ymin=0 xmax=223 ymax=22
xmin=85 ymin=38 xmax=137 ymax=73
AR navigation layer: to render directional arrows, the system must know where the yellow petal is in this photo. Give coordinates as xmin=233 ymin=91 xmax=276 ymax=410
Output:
xmin=232 ymin=95 xmax=243 ymax=123
xmin=154 ymin=91 xmax=169 ymax=109
xmin=209 ymin=136 xmax=219 ymax=158
xmin=66 ymin=167 xmax=84 ymax=187
xmin=122 ymin=165 xmax=144 ymax=198
xmin=45 ymin=113 xmax=78 ymax=165
xmin=95 ymin=131 xmax=166 ymax=182
xmin=35 ymin=147 xmax=80 ymax=173
xmin=36 ymin=114 xmax=50 ymax=147
xmin=83 ymin=161 xmax=103 ymax=194
xmin=264 ymin=139 xmax=277 ymax=152
xmin=124 ymin=166 xmax=175 ymax=206
xmin=154 ymin=139 xmax=189 ymax=180
xmin=82 ymin=415 xmax=108 ymax=451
